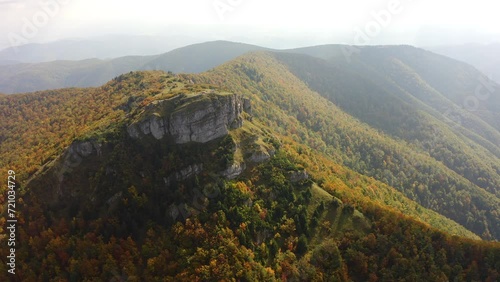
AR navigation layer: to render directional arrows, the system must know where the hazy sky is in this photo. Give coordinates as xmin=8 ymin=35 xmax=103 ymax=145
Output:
xmin=1 ymin=0 xmax=499 ymax=50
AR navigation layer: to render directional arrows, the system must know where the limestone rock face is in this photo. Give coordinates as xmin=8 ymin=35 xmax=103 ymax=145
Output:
xmin=249 ymin=150 xmax=271 ymax=163
xmin=149 ymin=114 xmax=166 ymax=140
xmin=73 ymin=141 xmax=101 ymax=157
xmin=128 ymin=93 xmax=245 ymax=144
xmin=221 ymin=162 xmax=246 ymax=179
xmin=50 ymin=140 xmax=102 ymax=200
xmin=248 ymin=147 xmax=275 ymax=163
xmin=163 ymin=164 xmax=204 ymax=187
xmin=243 ymin=98 xmax=252 ymax=114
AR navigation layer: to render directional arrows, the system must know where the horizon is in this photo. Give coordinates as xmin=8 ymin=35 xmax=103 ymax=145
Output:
xmin=3 ymin=36 xmax=500 ymax=51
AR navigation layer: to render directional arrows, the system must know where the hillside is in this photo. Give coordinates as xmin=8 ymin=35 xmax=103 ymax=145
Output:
xmin=1 ymin=66 xmax=499 ymax=280
xmin=287 ymin=45 xmax=500 ymax=133
xmin=189 ymin=51 xmax=500 ymax=240
xmin=279 ymin=46 xmax=500 ymax=191
xmin=0 ymin=41 xmax=266 ymax=94
xmin=427 ymin=43 xmax=500 ymax=84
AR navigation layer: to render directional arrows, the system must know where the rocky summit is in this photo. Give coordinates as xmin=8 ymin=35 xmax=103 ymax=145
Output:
xmin=127 ymin=92 xmax=244 ymax=143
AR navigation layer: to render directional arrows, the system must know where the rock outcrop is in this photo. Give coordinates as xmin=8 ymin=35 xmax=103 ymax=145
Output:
xmin=128 ymin=93 xmax=245 ymax=144
xmin=288 ymin=170 xmax=309 ymax=183
xmin=163 ymin=164 xmax=203 ymax=186
xmin=248 ymin=147 xmax=276 ymax=163
xmin=72 ymin=140 xmax=102 ymax=158
xmin=221 ymin=162 xmax=246 ymax=179
xmin=243 ymin=98 xmax=252 ymax=114
xmin=55 ymin=140 xmax=102 ymax=185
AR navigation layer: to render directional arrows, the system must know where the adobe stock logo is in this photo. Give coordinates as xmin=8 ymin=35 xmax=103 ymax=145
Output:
xmin=213 ymin=0 xmax=244 ymax=20
xmin=7 ymin=0 xmax=70 ymax=50
xmin=353 ymin=0 xmax=404 ymax=45
xmin=342 ymin=0 xmax=412 ymax=62
xmin=464 ymin=75 xmax=496 ymax=112
xmin=442 ymin=74 xmax=497 ymax=129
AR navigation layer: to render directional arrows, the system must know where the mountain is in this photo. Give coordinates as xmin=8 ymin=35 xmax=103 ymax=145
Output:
xmin=141 ymin=40 xmax=268 ymax=72
xmin=286 ymin=45 xmax=500 ymax=155
xmin=0 ymin=41 xmax=266 ymax=94
xmin=0 ymin=48 xmax=499 ymax=280
xmin=0 ymin=35 xmax=201 ymax=64
xmin=427 ymin=43 xmax=500 ymax=84
xmin=188 ymin=50 xmax=500 ymax=240
xmin=0 ymin=60 xmax=21 ymax=66
xmin=3 ymin=40 xmax=499 ymax=97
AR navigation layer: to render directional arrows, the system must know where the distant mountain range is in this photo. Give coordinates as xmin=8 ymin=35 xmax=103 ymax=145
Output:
xmin=0 ymin=41 xmax=268 ymax=94
xmin=0 ymin=34 xmax=203 ymax=64
xmin=427 ymin=43 xmax=500 ymax=83
xmin=2 ymin=40 xmax=499 ymax=94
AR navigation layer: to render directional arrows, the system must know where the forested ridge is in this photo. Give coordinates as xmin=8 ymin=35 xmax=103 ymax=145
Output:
xmin=188 ymin=51 xmax=500 ymax=240
xmin=0 ymin=47 xmax=499 ymax=281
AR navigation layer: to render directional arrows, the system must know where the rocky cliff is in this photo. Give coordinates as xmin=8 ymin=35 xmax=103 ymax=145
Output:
xmin=25 ymin=90 xmax=261 ymax=218
xmin=127 ymin=92 xmax=244 ymax=143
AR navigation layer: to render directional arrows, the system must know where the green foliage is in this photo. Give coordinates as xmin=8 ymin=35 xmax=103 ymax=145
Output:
xmin=189 ymin=52 xmax=500 ymax=240
xmin=296 ymin=235 xmax=308 ymax=256
xmin=311 ymin=239 xmax=343 ymax=275
xmin=1 ymin=47 xmax=500 ymax=280
xmin=215 ymin=135 xmax=235 ymax=168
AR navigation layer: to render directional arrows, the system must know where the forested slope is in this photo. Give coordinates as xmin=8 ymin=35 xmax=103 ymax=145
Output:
xmin=0 ymin=53 xmax=498 ymax=280
xmin=188 ymin=52 xmax=500 ymax=240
